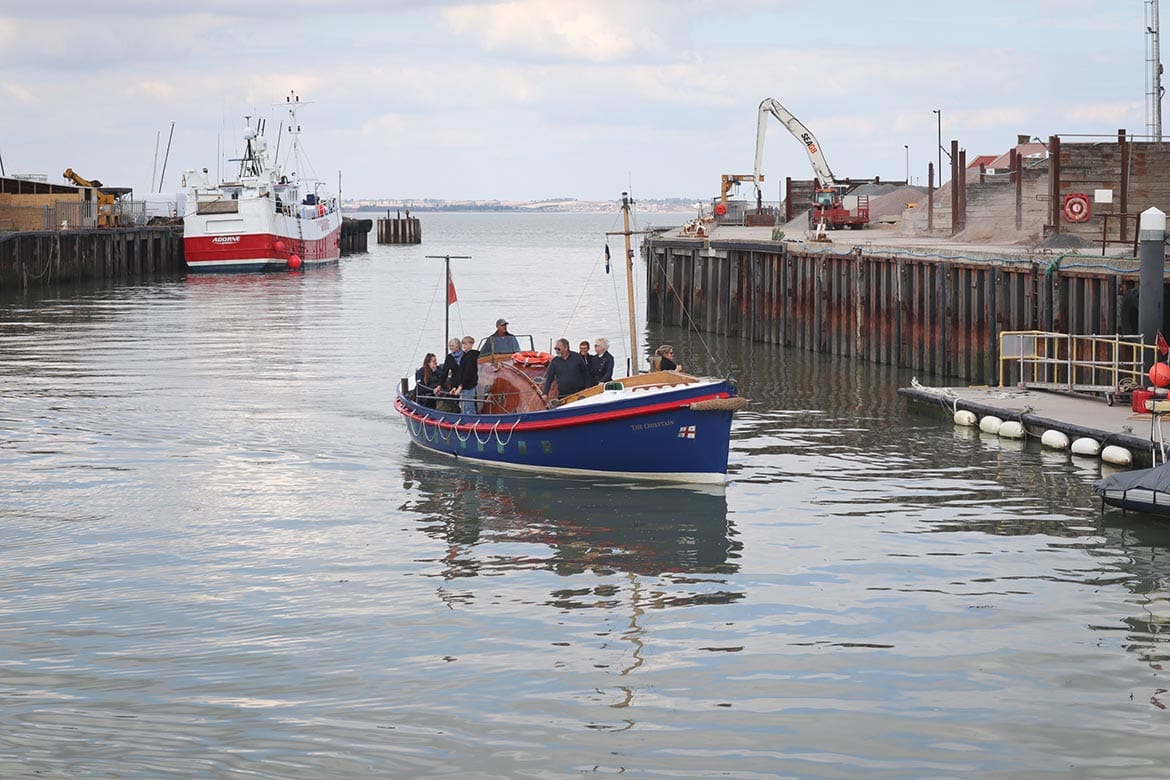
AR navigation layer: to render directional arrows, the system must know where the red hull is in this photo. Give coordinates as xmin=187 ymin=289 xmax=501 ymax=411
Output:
xmin=184 ymin=227 xmax=341 ymax=272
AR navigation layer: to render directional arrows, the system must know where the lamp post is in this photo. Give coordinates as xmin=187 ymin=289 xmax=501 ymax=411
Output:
xmin=904 ymin=144 xmax=909 ymax=184
xmin=932 ymin=109 xmax=942 ymax=185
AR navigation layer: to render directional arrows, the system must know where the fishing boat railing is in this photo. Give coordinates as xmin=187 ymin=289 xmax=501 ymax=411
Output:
xmin=998 ymin=330 xmax=1158 ymax=400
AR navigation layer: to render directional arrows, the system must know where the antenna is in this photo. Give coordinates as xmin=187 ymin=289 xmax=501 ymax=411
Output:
xmin=1148 ymin=0 xmax=1164 ymax=141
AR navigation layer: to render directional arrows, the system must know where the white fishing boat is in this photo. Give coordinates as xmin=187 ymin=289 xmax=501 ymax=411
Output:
xmin=181 ymin=92 xmax=341 ymax=273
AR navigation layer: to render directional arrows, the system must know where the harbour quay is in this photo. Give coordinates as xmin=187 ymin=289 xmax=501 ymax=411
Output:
xmin=0 ymin=226 xmax=185 ymax=289
xmin=643 ymin=129 xmax=1170 ymax=465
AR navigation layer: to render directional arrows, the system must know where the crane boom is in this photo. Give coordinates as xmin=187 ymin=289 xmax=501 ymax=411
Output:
xmin=753 ymin=98 xmax=840 ymax=194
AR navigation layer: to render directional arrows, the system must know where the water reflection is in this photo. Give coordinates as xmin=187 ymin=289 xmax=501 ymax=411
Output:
xmin=1097 ymin=514 xmax=1170 ymax=678
xmin=398 ymin=452 xmax=743 ymax=608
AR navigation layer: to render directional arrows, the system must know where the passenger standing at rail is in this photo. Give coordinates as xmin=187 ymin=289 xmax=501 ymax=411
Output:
xmin=436 ymin=338 xmax=463 ymax=412
xmin=592 ymin=338 xmax=615 ymax=384
xmin=454 ymin=336 xmax=480 ymax=414
xmin=541 ymin=338 xmax=590 ymax=403
xmin=578 ymin=340 xmax=597 ymax=385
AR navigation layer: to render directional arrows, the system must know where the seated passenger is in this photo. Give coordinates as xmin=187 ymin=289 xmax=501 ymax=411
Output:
xmin=414 ymin=353 xmax=440 ymax=408
xmin=655 ymin=344 xmax=681 ymax=372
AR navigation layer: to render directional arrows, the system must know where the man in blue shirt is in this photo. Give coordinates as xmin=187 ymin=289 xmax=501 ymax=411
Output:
xmin=481 ymin=318 xmax=520 ymax=357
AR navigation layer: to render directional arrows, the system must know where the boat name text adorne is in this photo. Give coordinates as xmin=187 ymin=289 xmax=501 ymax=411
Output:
xmin=211 ymin=236 xmax=241 ymax=245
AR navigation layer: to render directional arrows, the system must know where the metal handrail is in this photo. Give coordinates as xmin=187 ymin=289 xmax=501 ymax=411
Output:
xmin=998 ymin=330 xmax=1158 ymax=397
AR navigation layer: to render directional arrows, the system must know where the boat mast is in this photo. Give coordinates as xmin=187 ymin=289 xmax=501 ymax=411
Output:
xmin=621 ymin=192 xmax=639 ymax=373
xmin=426 ymin=253 xmax=471 ymax=348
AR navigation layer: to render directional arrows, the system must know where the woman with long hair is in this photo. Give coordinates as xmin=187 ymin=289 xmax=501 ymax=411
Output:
xmin=415 ymin=352 xmax=440 ymax=408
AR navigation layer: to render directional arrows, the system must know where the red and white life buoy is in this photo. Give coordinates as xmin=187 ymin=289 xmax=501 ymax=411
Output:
xmin=1062 ymin=193 xmax=1090 ymax=223
xmin=512 ymin=350 xmax=551 ymax=368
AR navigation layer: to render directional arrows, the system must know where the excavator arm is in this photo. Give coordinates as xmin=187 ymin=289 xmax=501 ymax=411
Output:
xmin=753 ymin=98 xmax=840 ymax=196
xmin=63 ymin=168 xmax=103 ymax=189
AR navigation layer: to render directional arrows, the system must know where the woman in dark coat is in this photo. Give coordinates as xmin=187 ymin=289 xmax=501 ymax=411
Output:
xmin=414 ymin=353 xmax=440 ymax=408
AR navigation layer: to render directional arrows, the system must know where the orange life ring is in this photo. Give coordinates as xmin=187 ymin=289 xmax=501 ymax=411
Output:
xmin=714 ymin=203 xmax=727 ymax=216
xmin=512 ymin=350 xmax=551 ymax=368
xmin=1062 ymin=193 xmax=1090 ymax=223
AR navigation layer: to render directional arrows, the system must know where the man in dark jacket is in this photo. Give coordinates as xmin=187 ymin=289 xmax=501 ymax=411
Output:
xmin=541 ymin=338 xmax=590 ymax=403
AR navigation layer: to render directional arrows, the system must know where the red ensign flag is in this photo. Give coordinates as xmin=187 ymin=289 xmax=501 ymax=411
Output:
xmin=447 ymin=271 xmax=458 ymax=305
xmin=1158 ymin=331 xmax=1169 ymax=356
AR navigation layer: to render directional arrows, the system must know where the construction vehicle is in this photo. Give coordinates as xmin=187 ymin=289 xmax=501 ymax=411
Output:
xmin=752 ymin=98 xmax=868 ymax=230
xmin=62 ymin=168 xmax=121 ymax=227
xmin=716 ymin=173 xmax=762 ymax=216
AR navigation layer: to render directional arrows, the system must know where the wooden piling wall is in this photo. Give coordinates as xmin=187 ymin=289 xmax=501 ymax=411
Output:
xmin=376 ymin=216 xmax=421 ymax=244
xmin=646 ymin=238 xmax=1132 ymax=384
xmin=0 ymin=227 xmax=185 ymax=290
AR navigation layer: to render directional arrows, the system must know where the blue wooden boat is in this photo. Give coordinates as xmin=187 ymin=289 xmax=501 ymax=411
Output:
xmin=394 ymin=365 xmax=745 ymax=482
xmin=395 ymin=193 xmax=747 ymax=481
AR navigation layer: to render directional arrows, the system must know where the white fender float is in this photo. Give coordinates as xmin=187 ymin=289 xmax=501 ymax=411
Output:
xmin=1040 ymin=430 xmax=1070 ymax=450
xmin=979 ymin=415 xmax=1003 ymax=435
xmin=1101 ymin=445 xmax=1133 ymax=467
xmin=998 ymin=420 xmax=1025 ymax=439
xmin=953 ymin=409 xmax=977 ymax=427
xmin=1071 ymin=437 xmax=1100 ymax=457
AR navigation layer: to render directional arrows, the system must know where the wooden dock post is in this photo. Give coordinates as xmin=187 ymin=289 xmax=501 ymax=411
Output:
xmin=376 ymin=209 xmax=422 ymax=244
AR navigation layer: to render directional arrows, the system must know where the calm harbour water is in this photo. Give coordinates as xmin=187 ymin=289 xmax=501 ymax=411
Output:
xmin=2 ymin=211 xmax=1170 ymax=779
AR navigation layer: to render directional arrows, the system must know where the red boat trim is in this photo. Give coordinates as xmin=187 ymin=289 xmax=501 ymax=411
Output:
xmin=395 ymin=391 xmax=732 ymax=432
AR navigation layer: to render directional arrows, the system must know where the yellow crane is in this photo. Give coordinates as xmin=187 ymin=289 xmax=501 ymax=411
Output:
xmin=62 ymin=168 xmax=120 ymax=227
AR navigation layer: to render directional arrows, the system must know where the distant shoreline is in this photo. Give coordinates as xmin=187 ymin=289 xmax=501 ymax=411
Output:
xmin=343 ymin=199 xmax=699 ymax=215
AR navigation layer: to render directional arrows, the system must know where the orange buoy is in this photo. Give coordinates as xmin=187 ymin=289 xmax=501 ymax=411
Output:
xmin=512 ymin=350 xmax=551 ymax=368
xmin=287 ymin=254 xmax=302 ymax=270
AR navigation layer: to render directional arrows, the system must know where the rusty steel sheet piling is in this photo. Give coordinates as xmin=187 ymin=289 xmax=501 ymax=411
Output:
xmin=645 ymin=238 xmax=1135 ymax=385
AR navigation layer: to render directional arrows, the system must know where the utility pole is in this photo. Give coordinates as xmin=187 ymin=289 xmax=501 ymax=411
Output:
xmin=904 ymin=144 xmax=909 ymax=184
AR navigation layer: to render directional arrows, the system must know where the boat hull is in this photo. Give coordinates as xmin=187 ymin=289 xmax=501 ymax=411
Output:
xmin=394 ymin=382 xmax=739 ymax=482
xmin=183 ymin=197 xmax=341 ymax=273
xmin=1100 ymin=489 xmax=1170 ymax=517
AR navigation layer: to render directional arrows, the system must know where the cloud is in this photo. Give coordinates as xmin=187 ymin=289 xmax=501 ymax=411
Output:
xmin=2 ymin=82 xmax=34 ymax=102
xmin=442 ymin=0 xmax=658 ymax=62
xmin=1063 ymin=101 xmax=1141 ymax=125
xmin=128 ymin=80 xmax=177 ymax=101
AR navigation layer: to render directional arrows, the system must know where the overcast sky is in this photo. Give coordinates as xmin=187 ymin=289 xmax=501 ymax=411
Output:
xmin=0 ymin=0 xmax=1153 ymax=201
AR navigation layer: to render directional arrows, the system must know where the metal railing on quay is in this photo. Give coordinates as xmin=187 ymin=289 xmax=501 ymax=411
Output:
xmin=998 ymin=330 xmax=1157 ymax=400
